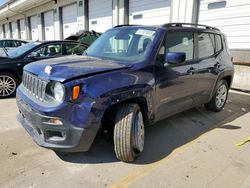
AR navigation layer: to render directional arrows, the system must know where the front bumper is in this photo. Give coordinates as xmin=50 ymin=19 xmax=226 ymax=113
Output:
xmin=16 ymin=95 xmax=96 ymax=152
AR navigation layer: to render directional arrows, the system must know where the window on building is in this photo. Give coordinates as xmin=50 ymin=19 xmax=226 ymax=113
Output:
xmin=198 ymin=33 xmax=214 ymax=58
xmin=166 ymin=32 xmax=194 ymax=61
xmin=208 ymin=1 xmax=227 ymax=10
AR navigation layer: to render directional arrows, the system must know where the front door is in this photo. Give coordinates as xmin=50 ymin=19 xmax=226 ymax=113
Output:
xmin=155 ymin=31 xmax=198 ymax=121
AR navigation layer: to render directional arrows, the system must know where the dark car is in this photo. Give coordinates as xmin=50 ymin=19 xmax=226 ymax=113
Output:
xmin=16 ymin=23 xmax=234 ymax=162
xmin=0 ymin=39 xmax=29 ymax=57
xmin=0 ymin=39 xmax=29 ymax=51
xmin=0 ymin=40 xmax=86 ymax=98
xmin=65 ymin=30 xmax=101 ymax=48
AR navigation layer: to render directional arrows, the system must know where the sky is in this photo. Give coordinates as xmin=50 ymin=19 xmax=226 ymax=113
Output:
xmin=0 ymin=0 xmax=7 ymax=6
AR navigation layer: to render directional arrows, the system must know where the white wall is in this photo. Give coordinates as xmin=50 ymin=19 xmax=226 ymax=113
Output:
xmin=199 ymin=0 xmax=250 ymax=49
xmin=171 ymin=0 xmax=197 ymax=23
xmin=0 ymin=0 xmax=249 ymax=52
xmin=0 ymin=0 xmax=81 ymax=40
xmin=129 ymin=0 xmax=171 ymax=25
xmin=0 ymin=25 xmax=4 ymax=38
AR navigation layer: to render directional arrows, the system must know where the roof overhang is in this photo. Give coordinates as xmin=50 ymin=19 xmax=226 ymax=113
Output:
xmin=0 ymin=0 xmax=52 ymax=22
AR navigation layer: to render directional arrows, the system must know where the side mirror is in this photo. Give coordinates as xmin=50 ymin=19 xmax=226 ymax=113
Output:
xmin=164 ymin=52 xmax=186 ymax=66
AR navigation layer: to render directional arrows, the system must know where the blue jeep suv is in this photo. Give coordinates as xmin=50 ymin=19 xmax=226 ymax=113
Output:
xmin=16 ymin=23 xmax=234 ymax=162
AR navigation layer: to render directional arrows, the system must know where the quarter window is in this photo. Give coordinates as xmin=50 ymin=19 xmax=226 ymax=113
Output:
xmin=215 ymin=34 xmax=222 ymax=52
xmin=166 ymin=32 xmax=194 ymax=61
xmin=198 ymin=33 xmax=214 ymax=58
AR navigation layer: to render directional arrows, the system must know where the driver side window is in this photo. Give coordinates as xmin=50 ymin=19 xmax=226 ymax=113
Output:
xmin=166 ymin=32 xmax=194 ymax=61
xmin=30 ymin=44 xmax=62 ymax=58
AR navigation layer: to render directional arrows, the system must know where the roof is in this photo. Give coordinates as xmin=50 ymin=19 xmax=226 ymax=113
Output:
xmin=0 ymin=38 xmax=29 ymax=42
xmin=114 ymin=23 xmax=221 ymax=33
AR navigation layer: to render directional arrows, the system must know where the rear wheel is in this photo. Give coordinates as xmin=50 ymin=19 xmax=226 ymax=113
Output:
xmin=205 ymin=80 xmax=229 ymax=112
xmin=0 ymin=72 xmax=19 ymax=98
xmin=114 ymin=103 xmax=145 ymax=162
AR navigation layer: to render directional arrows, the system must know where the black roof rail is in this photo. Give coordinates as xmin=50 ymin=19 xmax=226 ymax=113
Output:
xmin=162 ymin=23 xmax=220 ymax=31
xmin=114 ymin=24 xmax=141 ymax=28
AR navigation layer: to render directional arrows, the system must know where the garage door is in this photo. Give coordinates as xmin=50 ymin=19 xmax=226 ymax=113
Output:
xmin=0 ymin=26 xmax=3 ymax=38
xmin=30 ymin=15 xmax=38 ymax=40
xmin=62 ymin=4 xmax=77 ymax=38
xmin=11 ymin=22 xmax=18 ymax=39
xmin=44 ymin=11 xmax=55 ymax=40
xmin=89 ymin=0 xmax=112 ymax=32
xmin=20 ymin=19 xmax=26 ymax=39
xmin=199 ymin=0 xmax=250 ymax=49
xmin=5 ymin=24 xmax=10 ymax=38
xmin=129 ymin=0 xmax=171 ymax=25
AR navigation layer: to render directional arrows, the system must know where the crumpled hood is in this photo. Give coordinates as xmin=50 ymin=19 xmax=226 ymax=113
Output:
xmin=24 ymin=55 xmax=131 ymax=82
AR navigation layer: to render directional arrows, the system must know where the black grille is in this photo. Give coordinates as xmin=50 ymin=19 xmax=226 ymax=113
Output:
xmin=22 ymin=71 xmax=47 ymax=101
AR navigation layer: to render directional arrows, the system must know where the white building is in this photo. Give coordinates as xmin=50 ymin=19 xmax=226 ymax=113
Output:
xmin=0 ymin=0 xmax=249 ymax=89
xmin=0 ymin=0 xmax=249 ymax=50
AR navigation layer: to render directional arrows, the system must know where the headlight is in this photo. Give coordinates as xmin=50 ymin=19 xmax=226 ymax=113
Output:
xmin=45 ymin=82 xmax=65 ymax=103
xmin=53 ymin=82 xmax=65 ymax=102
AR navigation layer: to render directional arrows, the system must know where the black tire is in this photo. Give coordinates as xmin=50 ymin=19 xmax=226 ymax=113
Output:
xmin=0 ymin=72 xmax=20 ymax=98
xmin=114 ymin=103 xmax=145 ymax=162
xmin=205 ymin=80 xmax=229 ymax=112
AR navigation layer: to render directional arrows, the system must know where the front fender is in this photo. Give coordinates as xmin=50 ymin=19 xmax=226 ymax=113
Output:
xmin=93 ymin=85 xmax=154 ymax=125
xmin=66 ymin=65 xmax=156 ymax=127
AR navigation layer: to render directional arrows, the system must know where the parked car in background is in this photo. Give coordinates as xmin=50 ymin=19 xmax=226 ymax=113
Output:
xmin=0 ymin=40 xmax=86 ymax=98
xmin=16 ymin=23 xmax=234 ymax=162
xmin=0 ymin=39 xmax=29 ymax=51
xmin=65 ymin=30 xmax=101 ymax=49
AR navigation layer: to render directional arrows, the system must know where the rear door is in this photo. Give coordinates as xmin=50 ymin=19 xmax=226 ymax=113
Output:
xmin=89 ymin=0 xmax=112 ymax=32
xmin=20 ymin=19 xmax=26 ymax=39
xmin=44 ymin=10 xmax=55 ymax=40
xmin=62 ymin=4 xmax=77 ymax=38
xmin=30 ymin=15 xmax=38 ymax=40
xmin=155 ymin=31 xmax=199 ymax=121
xmin=11 ymin=22 xmax=18 ymax=39
xmin=194 ymin=32 xmax=221 ymax=105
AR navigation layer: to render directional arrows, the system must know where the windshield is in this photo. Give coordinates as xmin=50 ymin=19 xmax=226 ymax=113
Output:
xmin=8 ymin=42 xmax=41 ymax=58
xmin=85 ymin=27 xmax=157 ymax=63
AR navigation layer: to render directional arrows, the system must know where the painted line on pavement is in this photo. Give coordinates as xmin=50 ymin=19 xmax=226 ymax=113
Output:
xmin=110 ymin=111 xmax=246 ymax=188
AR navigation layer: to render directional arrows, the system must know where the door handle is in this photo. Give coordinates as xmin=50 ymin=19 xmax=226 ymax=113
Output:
xmin=214 ymin=62 xmax=221 ymax=68
xmin=187 ymin=67 xmax=196 ymax=74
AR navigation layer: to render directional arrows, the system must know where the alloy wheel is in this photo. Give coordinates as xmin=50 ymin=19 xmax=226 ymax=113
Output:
xmin=0 ymin=75 xmax=16 ymax=97
xmin=215 ymin=84 xmax=227 ymax=109
xmin=133 ymin=111 xmax=145 ymax=153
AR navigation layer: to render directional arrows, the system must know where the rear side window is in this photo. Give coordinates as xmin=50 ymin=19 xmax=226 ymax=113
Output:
xmin=198 ymin=33 xmax=214 ymax=58
xmin=166 ymin=32 xmax=194 ymax=61
xmin=63 ymin=43 xmax=85 ymax=55
xmin=215 ymin=34 xmax=222 ymax=52
xmin=12 ymin=41 xmax=20 ymax=47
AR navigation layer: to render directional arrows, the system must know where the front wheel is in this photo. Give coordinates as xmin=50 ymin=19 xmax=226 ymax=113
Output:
xmin=205 ymin=80 xmax=229 ymax=112
xmin=114 ymin=103 xmax=145 ymax=162
xmin=0 ymin=72 xmax=19 ymax=98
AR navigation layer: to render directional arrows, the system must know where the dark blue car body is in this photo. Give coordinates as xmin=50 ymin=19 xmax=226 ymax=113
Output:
xmin=16 ymin=24 xmax=234 ymax=154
